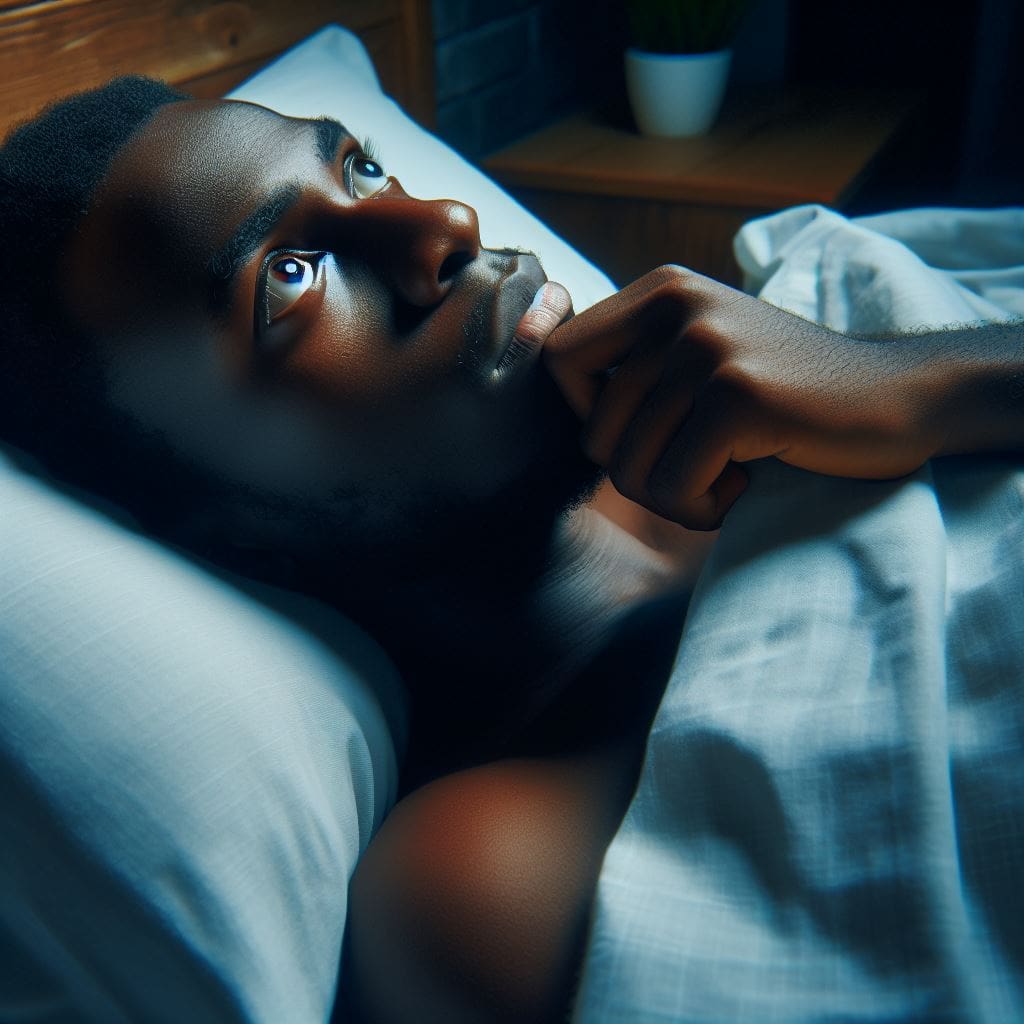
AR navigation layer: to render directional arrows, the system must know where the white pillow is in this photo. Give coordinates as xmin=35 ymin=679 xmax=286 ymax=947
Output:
xmin=0 ymin=24 xmax=615 ymax=1024
xmin=0 ymin=445 xmax=406 ymax=1023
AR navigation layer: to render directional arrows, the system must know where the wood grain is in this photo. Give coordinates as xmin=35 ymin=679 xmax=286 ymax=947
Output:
xmin=485 ymin=87 xmax=918 ymax=208
xmin=484 ymin=85 xmax=919 ymax=288
xmin=512 ymin=188 xmax=759 ymax=287
xmin=0 ymin=0 xmax=435 ymax=136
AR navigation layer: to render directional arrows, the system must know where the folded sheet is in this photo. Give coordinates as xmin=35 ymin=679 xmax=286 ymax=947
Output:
xmin=573 ymin=206 xmax=1024 ymax=1022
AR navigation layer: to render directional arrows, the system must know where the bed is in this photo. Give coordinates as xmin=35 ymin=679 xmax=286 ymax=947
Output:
xmin=0 ymin=0 xmax=435 ymax=136
xmin=574 ymin=206 xmax=1024 ymax=1022
xmin=3 ymin=4 xmax=1024 ymax=1022
xmin=0 ymin=5 xmax=616 ymax=1021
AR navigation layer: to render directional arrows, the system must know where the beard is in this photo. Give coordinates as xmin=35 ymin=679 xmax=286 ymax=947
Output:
xmin=216 ymin=364 xmax=605 ymax=599
xmin=319 ymin=369 xmax=606 ymax=591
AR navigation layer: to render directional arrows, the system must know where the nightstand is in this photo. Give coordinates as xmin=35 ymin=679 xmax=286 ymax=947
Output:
xmin=484 ymin=85 xmax=918 ymax=287
xmin=485 ymin=85 xmax=917 ymax=567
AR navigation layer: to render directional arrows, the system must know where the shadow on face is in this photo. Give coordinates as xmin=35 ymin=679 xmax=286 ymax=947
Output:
xmin=59 ymin=98 xmax=600 ymax=590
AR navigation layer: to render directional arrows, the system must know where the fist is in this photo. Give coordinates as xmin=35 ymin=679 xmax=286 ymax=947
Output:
xmin=543 ymin=266 xmax=939 ymax=530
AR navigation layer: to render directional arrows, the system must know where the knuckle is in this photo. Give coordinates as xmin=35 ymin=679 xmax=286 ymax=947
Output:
xmin=642 ymin=266 xmax=713 ymax=321
xmin=647 ymin=263 xmax=722 ymax=295
xmin=653 ymin=274 xmax=700 ymax=314
xmin=649 ymin=264 xmax=691 ymax=288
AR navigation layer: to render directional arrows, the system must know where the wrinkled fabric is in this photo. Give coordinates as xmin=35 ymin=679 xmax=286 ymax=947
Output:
xmin=574 ymin=205 xmax=1024 ymax=1022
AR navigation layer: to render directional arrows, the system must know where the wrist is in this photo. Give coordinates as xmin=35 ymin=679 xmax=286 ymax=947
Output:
xmin=886 ymin=325 xmax=1024 ymax=460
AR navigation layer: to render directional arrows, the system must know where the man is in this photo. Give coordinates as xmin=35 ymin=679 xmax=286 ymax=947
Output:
xmin=2 ymin=78 xmax=1022 ymax=1022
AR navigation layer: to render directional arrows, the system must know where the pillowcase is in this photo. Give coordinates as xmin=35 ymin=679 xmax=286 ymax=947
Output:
xmin=0 ymin=445 xmax=406 ymax=1023
xmin=0 ymin=23 xmax=616 ymax=1024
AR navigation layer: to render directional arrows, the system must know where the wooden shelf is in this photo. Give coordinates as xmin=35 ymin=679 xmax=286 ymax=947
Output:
xmin=484 ymin=85 xmax=919 ymax=286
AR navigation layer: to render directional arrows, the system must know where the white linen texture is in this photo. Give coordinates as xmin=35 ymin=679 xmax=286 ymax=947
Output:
xmin=572 ymin=205 xmax=1024 ymax=1023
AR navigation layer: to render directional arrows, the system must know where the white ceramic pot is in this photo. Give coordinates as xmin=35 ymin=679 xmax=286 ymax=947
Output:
xmin=625 ymin=47 xmax=732 ymax=137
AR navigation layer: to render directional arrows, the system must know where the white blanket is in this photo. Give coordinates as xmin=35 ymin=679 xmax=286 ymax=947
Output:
xmin=573 ymin=206 xmax=1024 ymax=1022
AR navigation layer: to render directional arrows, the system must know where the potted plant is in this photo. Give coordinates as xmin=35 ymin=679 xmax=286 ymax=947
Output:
xmin=625 ymin=0 xmax=753 ymax=137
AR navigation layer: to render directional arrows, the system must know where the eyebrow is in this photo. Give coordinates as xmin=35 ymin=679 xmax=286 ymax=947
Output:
xmin=313 ymin=116 xmax=348 ymax=163
xmin=206 ymin=117 xmax=351 ymax=319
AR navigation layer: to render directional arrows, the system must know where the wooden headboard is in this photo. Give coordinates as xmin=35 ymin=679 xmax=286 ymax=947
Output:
xmin=0 ymin=0 xmax=435 ymax=139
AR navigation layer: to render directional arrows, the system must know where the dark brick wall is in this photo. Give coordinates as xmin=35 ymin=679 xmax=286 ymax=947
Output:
xmin=431 ymin=0 xmax=1022 ymax=204
xmin=429 ymin=0 xmax=792 ymax=160
xmin=431 ymin=0 xmax=626 ymax=159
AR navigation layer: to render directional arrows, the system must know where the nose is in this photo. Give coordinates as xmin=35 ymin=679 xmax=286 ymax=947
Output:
xmin=344 ymin=184 xmax=481 ymax=307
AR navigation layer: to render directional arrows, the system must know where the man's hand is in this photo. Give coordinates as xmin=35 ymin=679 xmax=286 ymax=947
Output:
xmin=543 ymin=266 xmax=947 ymax=530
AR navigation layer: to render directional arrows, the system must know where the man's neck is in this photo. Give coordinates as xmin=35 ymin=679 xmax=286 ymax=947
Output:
xmin=320 ymin=506 xmax=679 ymax=777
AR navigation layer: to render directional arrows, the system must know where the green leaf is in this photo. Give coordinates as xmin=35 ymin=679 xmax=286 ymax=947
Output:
xmin=626 ymin=0 xmax=754 ymax=53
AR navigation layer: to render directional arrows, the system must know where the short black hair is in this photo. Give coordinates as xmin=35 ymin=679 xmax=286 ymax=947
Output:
xmin=0 ymin=75 xmax=192 ymax=523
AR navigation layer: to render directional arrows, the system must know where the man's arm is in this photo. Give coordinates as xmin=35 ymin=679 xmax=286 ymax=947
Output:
xmin=906 ymin=322 xmax=1024 ymax=459
xmin=543 ymin=266 xmax=1024 ymax=530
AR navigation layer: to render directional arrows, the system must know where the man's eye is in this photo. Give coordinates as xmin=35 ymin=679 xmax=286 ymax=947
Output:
xmin=351 ymin=155 xmax=388 ymax=198
xmin=265 ymin=253 xmax=317 ymax=320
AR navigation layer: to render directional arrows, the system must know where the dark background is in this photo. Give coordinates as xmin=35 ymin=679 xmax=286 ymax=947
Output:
xmin=431 ymin=0 xmax=1023 ymax=210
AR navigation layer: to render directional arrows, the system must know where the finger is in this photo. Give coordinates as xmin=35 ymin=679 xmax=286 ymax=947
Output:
xmin=602 ymin=366 xmax=698 ymax=506
xmin=543 ymin=266 xmax=709 ymax=420
xmin=656 ymin=458 xmax=749 ymax=530
xmin=698 ymin=463 xmax=750 ymax=530
xmin=581 ymin=329 xmax=674 ymax=465
xmin=649 ymin=401 xmax=749 ymax=529
xmin=514 ymin=281 xmax=573 ymax=349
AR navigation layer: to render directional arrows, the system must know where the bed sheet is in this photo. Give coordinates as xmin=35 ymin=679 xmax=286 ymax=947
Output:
xmin=572 ymin=205 xmax=1024 ymax=1022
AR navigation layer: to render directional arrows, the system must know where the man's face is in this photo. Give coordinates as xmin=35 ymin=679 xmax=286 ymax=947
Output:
xmin=61 ymin=99 xmax=594 ymax=578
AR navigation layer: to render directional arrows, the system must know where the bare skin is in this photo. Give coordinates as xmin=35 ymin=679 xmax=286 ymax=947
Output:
xmin=544 ymin=266 xmax=1024 ymax=530
xmin=53 ymin=96 xmax=1024 ymax=1023
xmin=346 ymin=272 xmax=1024 ymax=1022
xmin=57 ymin=97 xmax=691 ymax=1022
xmin=343 ymin=586 xmax=690 ymax=1024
